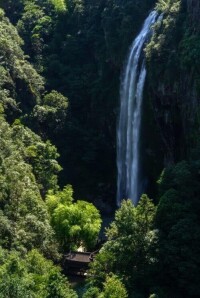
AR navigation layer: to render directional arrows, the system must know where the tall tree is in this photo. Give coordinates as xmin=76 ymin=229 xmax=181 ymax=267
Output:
xmin=87 ymin=196 xmax=157 ymax=296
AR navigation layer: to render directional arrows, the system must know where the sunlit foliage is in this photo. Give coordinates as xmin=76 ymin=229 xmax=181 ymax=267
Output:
xmin=46 ymin=185 xmax=102 ymax=250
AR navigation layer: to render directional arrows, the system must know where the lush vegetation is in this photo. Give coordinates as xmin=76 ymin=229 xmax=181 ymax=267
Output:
xmin=84 ymin=162 xmax=200 ymax=297
xmin=0 ymin=0 xmax=200 ymax=297
xmin=0 ymin=248 xmax=77 ymax=298
xmin=85 ymin=196 xmax=157 ymax=297
xmin=1 ymin=0 xmax=156 ymax=202
xmin=0 ymin=5 xmax=101 ymax=296
xmin=46 ymin=185 xmax=102 ymax=250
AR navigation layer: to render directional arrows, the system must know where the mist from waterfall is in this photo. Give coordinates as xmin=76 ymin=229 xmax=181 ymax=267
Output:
xmin=117 ymin=11 xmax=159 ymax=206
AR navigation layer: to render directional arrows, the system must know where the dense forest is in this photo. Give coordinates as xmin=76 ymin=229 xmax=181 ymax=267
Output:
xmin=0 ymin=0 xmax=200 ymax=297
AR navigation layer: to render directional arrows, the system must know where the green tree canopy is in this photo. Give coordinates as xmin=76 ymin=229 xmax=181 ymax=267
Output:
xmin=87 ymin=196 xmax=157 ymax=296
xmin=0 ymin=115 xmax=59 ymax=257
xmin=0 ymin=248 xmax=77 ymax=298
xmin=154 ymin=160 xmax=200 ymax=297
xmin=46 ymin=185 xmax=102 ymax=250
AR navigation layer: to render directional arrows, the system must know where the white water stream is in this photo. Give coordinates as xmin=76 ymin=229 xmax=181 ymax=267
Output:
xmin=117 ymin=11 xmax=159 ymax=206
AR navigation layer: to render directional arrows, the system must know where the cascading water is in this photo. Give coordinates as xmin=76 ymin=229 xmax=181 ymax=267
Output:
xmin=117 ymin=11 xmax=159 ymax=206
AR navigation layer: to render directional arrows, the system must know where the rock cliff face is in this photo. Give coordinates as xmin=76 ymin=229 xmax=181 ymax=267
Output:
xmin=146 ymin=0 xmax=200 ymax=167
xmin=149 ymin=73 xmax=199 ymax=163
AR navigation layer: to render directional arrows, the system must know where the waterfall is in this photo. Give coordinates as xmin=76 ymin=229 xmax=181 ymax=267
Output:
xmin=117 ymin=11 xmax=159 ymax=206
